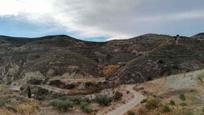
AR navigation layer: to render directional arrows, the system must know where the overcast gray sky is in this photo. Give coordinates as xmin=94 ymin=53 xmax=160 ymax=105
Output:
xmin=0 ymin=0 xmax=204 ymax=41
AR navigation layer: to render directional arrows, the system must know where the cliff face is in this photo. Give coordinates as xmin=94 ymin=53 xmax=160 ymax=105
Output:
xmin=1 ymin=33 xmax=204 ymax=86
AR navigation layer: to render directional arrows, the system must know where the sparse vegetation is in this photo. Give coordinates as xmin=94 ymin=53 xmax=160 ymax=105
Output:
xmin=145 ymin=98 xmax=160 ymax=110
xmin=49 ymin=99 xmax=73 ymax=112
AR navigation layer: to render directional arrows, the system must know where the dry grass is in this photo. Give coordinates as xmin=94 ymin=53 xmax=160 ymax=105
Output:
xmin=103 ymin=64 xmax=119 ymax=77
xmin=15 ymin=100 xmax=39 ymax=115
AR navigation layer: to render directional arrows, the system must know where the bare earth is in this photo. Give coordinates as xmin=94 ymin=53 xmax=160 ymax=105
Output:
xmin=97 ymin=85 xmax=145 ymax=115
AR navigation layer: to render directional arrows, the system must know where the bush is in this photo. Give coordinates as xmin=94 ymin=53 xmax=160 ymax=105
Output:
xmin=179 ymin=94 xmax=186 ymax=101
xmin=145 ymin=98 xmax=160 ymax=110
xmin=80 ymin=101 xmax=92 ymax=113
xmin=96 ymin=95 xmax=112 ymax=106
xmin=113 ymin=91 xmax=123 ymax=101
xmin=127 ymin=111 xmax=135 ymax=115
xmin=161 ymin=105 xmax=171 ymax=113
xmin=169 ymin=100 xmax=176 ymax=106
xmin=49 ymin=99 xmax=73 ymax=112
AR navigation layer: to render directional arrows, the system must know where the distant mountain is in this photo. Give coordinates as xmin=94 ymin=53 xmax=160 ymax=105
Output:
xmin=0 ymin=33 xmax=204 ymax=87
xmin=192 ymin=32 xmax=204 ymax=40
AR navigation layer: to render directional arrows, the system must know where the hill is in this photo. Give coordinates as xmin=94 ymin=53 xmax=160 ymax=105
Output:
xmin=1 ymin=33 xmax=204 ymax=114
xmin=1 ymin=34 xmax=204 ymax=86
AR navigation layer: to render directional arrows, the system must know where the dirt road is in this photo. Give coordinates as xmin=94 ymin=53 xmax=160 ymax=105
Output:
xmin=97 ymin=85 xmax=145 ymax=115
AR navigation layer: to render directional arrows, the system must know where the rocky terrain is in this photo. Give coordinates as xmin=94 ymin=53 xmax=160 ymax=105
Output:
xmin=0 ymin=33 xmax=204 ymax=114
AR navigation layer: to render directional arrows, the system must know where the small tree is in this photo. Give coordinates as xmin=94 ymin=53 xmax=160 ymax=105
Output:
xmin=27 ymin=86 xmax=31 ymax=98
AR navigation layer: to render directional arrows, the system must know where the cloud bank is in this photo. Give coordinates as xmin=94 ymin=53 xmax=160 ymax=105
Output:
xmin=0 ymin=0 xmax=204 ymax=40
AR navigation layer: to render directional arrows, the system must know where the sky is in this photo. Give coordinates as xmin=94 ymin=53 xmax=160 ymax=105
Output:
xmin=0 ymin=0 xmax=204 ymax=41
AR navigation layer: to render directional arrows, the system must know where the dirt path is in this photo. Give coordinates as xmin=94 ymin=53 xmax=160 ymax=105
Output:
xmin=97 ymin=85 xmax=145 ymax=115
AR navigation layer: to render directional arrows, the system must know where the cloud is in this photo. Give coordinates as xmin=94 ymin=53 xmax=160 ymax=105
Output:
xmin=0 ymin=0 xmax=204 ymax=40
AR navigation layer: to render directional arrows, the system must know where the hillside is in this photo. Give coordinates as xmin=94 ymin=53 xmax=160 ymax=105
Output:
xmin=126 ymin=69 xmax=204 ymax=115
xmin=1 ymin=33 xmax=204 ymax=114
xmin=1 ymin=34 xmax=204 ymax=86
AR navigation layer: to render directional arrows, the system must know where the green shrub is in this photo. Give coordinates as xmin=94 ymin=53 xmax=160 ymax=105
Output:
xmin=179 ymin=94 xmax=186 ymax=101
xmin=80 ymin=101 xmax=92 ymax=113
xmin=145 ymin=98 xmax=160 ymax=110
xmin=161 ymin=105 xmax=171 ymax=113
xmin=49 ymin=99 xmax=73 ymax=112
xmin=202 ymin=107 xmax=204 ymax=113
xmin=96 ymin=95 xmax=112 ymax=106
xmin=169 ymin=100 xmax=176 ymax=106
xmin=113 ymin=91 xmax=123 ymax=101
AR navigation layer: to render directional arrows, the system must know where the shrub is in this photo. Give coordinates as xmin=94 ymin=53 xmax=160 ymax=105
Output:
xmin=127 ymin=111 xmax=135 ymax=115
xmin=161 ymin=105 xmax=171 ymax=113
xmin=103 ymin=65 xmax=119 ymax=77
xmin=169 ymin=100 xmax=176 ymax=106
xmin=113 ymin=91 xmax=123 ymax=101
xmin=80 ymin=101 xmax=92 ymax=113
xmin=96 ymin=95 xmax=112 ymax=106
xmin=49 ymin=99 xmax=73 ymax=112
xmin=179 ymin=94 xmax=186 ymax=101
xmin=145 ymin=98 xmax=160 ymax=110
